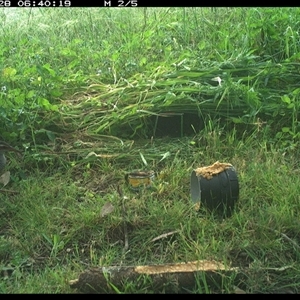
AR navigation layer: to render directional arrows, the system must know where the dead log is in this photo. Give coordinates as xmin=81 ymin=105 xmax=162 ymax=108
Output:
xmin=70 ymin=260 xmax=241 ymax=293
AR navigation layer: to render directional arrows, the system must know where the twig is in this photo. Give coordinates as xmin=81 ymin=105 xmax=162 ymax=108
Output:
xmin=122 ymin=197 xmax=129 ymax=252
xmin=116 ymin=185 xmax=129 ymax=253
xmin=262 ymin=265 xmax=294 ymax=272
xmin=151 ymin=230 xmax=180 ymax=242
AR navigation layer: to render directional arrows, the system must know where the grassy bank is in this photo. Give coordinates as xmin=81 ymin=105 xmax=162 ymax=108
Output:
xmin=1 ymin=7 xmax=300 ymax=293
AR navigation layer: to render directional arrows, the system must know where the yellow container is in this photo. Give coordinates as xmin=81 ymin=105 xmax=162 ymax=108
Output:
xmin=125 ymin=170 xmax=155 ymax=190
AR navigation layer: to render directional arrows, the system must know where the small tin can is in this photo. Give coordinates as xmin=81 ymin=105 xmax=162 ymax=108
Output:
xmin=125 ymin=170 xmax=155 ymax=190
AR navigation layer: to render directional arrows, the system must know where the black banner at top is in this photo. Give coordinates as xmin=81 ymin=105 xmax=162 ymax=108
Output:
xmin=7 ymin=0 xmax=215 ymax=7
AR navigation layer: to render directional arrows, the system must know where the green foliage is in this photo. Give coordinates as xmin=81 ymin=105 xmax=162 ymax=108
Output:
xmin=245 ymin=8 xmax=300 ymax=61
xmin=1 ymin=7 xmax=299 ymax=151
xmin=1 ymin=7 xmax=300 ymax=293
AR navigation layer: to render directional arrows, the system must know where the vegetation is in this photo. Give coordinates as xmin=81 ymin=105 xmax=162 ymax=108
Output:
xmin=0 ymin=7 xmax=300 ymax=293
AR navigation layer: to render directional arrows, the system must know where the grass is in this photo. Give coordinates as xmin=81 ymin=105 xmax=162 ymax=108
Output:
xmin=1 ymin=7 xmax=300 ymax=293
xmin=1 ymin=132 xmax=300 ymax=293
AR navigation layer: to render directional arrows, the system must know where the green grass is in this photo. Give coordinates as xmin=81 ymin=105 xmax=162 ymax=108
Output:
xmin=1 ymin=7 xmax=300 ymax=293
xmin=1 ymin=133 xmax=300 ymax=293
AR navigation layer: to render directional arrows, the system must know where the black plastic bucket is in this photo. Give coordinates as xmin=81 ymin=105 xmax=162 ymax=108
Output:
xmin=191 ymin=164 xmax=239 ymax=217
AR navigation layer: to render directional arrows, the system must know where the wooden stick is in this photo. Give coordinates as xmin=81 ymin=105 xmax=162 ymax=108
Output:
xmin=69 ymin=260 xmax=240 ymax=293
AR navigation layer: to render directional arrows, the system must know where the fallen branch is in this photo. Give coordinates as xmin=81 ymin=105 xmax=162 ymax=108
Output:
xmin=122 ymin=196 xmax=129 ymax=253
xmin=262 ymin=265 xmax=294 ymax=272
xmin=69 ymin=260 xmax=240 ymax=293
xmin=116 ymin=186 xmax=129 ymax=254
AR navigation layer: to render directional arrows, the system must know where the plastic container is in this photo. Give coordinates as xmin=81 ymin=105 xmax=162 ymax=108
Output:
xmin=190 ymin=162 xmax=239 ymax=217
xmin=125 ymin=170 xmax=155 ymax=191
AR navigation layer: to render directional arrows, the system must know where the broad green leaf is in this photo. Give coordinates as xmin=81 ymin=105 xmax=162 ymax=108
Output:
xmin=50 ymin=89 xmax=63 ymax=97
xmin=231 ymin=117 xmax=244 ymax=124
xmin=139 ymin=57 xmax=147 ymax=66
xmin=26 ymin=90 xmax=35 ymax=98
xmin=43 ymin=63 xmax=56 ymax=76
xmin=197 ymin=40 xmax=206 ymax=50
xmin=2 ymin=67 xmax=17 ymax=78
xmin=68 ymin=59 xmax=80 ymax=69
xmin=37 ymin=97 xmax=58 ymax=111
xmin=292 ymin=87 xmax=300 ymax=96
xmin=281 ymin=95 xmax=290 ymax=104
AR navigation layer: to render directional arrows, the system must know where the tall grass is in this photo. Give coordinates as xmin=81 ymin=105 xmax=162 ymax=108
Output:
xmin=1 ymin=8 xmax=300 ymax=149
